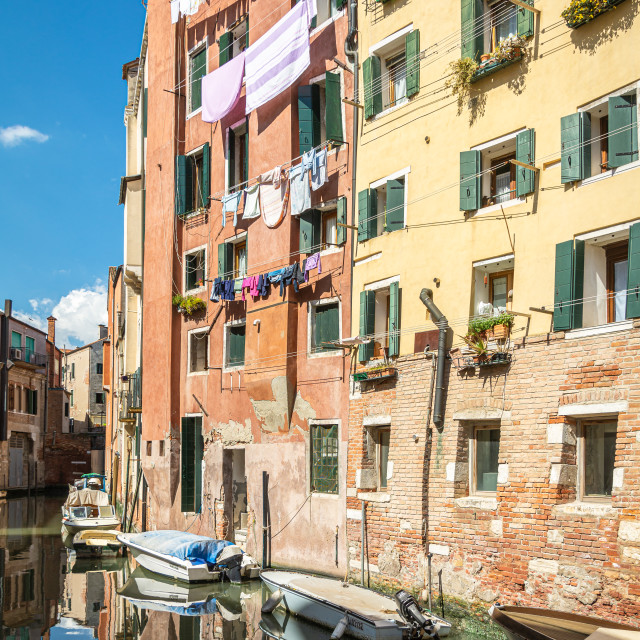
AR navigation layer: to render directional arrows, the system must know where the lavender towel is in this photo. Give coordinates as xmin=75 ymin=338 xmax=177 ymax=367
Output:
xmin=202 ymin=52 xmax=246 ymax=123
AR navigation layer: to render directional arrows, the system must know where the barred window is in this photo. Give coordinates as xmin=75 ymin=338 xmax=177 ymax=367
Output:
xmin=310 ymin=424 xmax=338 ymax=494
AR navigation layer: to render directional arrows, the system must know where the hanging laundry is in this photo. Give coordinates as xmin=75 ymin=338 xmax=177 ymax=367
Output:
xmin=257 ymin=274 xmax=269 ymax=297
xmin=202 ymin=52 xmax=246 ymax=123
xmin=311 ymin=146 xmax=328 ymax=191
xmin=302 ymin=149 xmax=315 ymax=171
xmin=179 ymin=0 xmax=201 ymax=16
xmin=222 ymin=191 xmax=243 ymax=228
xmin=244 ymin=1 xmax=311 ymax=114
xmin=259 ymin=168 xmax=288 ymax=229
xmin=267 ymin=268 xmax=286 ymax=286
xmin=234 ymin=278 xmax=243 ymax=294
xmin=290 ymin=164 xmax=311 ymax=216
xmin=171 ymin=0 xmax=180 ymax=24
xmin=243 ymin=183 xmax=261 ymax=220
xmin=304 ymin=252 xmax=322 ymax=281
xmin=304 ymin=0 xmax=317 ymax=28
xmin=210 ymin=278 xmax=222 ymax=302
xmin=241 ymin=277 xmax=253 ymax=301
xmin=221 ymin=280 xmax=235 ymax=301
xmin=279 ymin=263 xmax=305 ymax=296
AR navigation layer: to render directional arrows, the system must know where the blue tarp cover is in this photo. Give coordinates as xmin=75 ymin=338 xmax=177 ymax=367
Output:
xmin=128 ymin=530 xmax=235 ymax=566
xmin=127 ymin=597 xmax=219 ymax=616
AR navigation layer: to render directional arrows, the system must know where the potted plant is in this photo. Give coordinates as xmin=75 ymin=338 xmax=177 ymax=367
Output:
xmin=445 ymin=57 xmax=479 ymax=110
xmin=493 ymin=36 xmax=526 ymax=63
xmin=172 ymin=294 xmax=206 ymax=316
xmin=461 ymin=332 xmax=490 ymax=363
xmin=480 ymin=53 xmax=491 ymax=65
xmin=561 ymin=0 xmax=628 ymax=28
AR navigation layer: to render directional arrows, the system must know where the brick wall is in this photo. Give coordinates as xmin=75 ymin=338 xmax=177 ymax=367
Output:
xmin=44 ymin=431 xmax=93 ymax=486
xmin=346 ymin=325 xmax=640 ymax=624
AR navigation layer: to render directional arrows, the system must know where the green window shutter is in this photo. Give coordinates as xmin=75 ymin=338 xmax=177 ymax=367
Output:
xmin=460 ymin=150 xmax=481 ymax=211
xmin=336 ymin=196 xmax=347 ymax=245
xmin=194 ymin=417 xmax=203 ymax=512
xmin=181 ymin=417 xmax=195 ymax=512
xmin=554 ymin=241 xmax=575 ymax=331
xmin=315 ymin=303 xmax=339 ymax=351
xmin=201 ymin=142 xmax=210 ymax=207
xmin=325 ymin=72 xmax=344 ymax=144
xmin=298 ymin=85 xmax=321 ymax=155
xmin=227 ymin=127 xmax=236 ymax=190
xmin=517 ymin=0 xmax=534 ymax=37
xmin=608 ymin=95 xmax=638 ymax=169
xmin=299 ymin=209 xmax=321 ymax=254
xmin=389 ymin=281 xmax=400 ymax=357
xmin=218 ymin=242 xmax=233 ymax=279
xmin=358 ymin=189 xmax=377 ymax=242
xmin=244 ymin=118 xmax=250 ymax=183
xmin=461 ymin=0 xmax=484 ymax=61
xmin=561 ymin=112 xmax=591 ymax=183
xmin=627 ymin=223 xmax=640 ymax=319
xmin=11 ymin=331 xmax=21 ymax=349
xmin=359 ymin=290 xmax=375 ymax=362
xmin=573 ymin=239 xmax=585 ymax=330
xmin=25 ymin=336 xmax=35 ymax=359
xmin=71 ymin=363 xmax=75 ymax=378
xmin=405 ymin=30 xmax=420 ymax=98
xmin=385 ymin=179 xmax=405 ymax=232
xmin=190 ymin=48 xmax=206 ymax=112
xmin=229 ymin=326 xmax=246 ymax=367
xmin=175 ymin=155 xmax=193 ymax=216
xmin=516 ymin=128 xmax=536 ymax=197
xmin=363 ymin=56 xmax=382 ymax=119
xmin=219 ymin=31 xmax=233 ymax=65
xmin=32 ymin=390 xmax=37 ymax=415
xmin=142 ymin=87 xmax=148 ymax=138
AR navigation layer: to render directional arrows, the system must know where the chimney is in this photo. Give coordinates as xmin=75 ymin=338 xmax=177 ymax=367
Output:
xmin=99 ymin=324 xmax=108 ymax=340
xmin=47 ymin=316 xmax=56 ymax=344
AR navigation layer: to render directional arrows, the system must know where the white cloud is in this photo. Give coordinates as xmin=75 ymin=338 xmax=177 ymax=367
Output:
xmin=14 ymin=283 xmax=107 ymax=348
xmin=0 ymin=125 xmax=49 ymax=148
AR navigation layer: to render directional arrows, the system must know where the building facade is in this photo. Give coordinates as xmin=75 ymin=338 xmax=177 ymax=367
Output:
xmin=346 ymin=0 xmax=640 ymax=623
xmin=141 ymin=0 xmax=355 ymax=574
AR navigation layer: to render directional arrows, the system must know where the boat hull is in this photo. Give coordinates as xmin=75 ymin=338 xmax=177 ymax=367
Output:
xmin=261 ymin=571 xmax=450 ymax=640
xmin=73 ymin=530 xmax=122 ymax=557
xmin=62 ymin=517 xmax=122 ymax=535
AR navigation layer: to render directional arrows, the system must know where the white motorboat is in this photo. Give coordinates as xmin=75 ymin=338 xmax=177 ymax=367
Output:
xmin=61 ymin=489 xmax=121 ymax=534
xmin=117 ymin=530 xmax=261 ymax=584
xmin=72 ymin=529 xmax=122 ymax=557
xmin=260 ymin=570 xmax=451 ymax=640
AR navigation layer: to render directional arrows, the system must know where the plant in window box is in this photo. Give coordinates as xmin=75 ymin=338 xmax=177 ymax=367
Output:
xmin=445 ymin=57 xmax=479 ymax=111
xmin=561 ymin=0 xmax=627 ymax=28
xmin=362 ymin=362 xmax=397 ymax=380
xmin=493 ymin=36 xmax=527 ymax=64
xmin=172 ymin=294 xmax=206 ymax=316
xmin=460 ymin=332 xmax=490 ymax=363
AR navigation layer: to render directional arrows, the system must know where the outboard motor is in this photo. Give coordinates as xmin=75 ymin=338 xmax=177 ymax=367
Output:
xmin=218 ymin=545 xmax=244 ymax=583
xmin=395 ymin=590 xmax=439 ymax=639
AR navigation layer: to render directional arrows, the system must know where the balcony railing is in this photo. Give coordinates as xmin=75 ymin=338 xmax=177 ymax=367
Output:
xmin=10 ymin=348 xmax=47 ymax=368
xmin=119 ymin=367 xmax=141 ymax=422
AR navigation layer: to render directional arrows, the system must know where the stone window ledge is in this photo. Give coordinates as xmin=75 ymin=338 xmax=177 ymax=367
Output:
xmin=357 ymin=491 xmax=390 ymax=503
xmin=454 ymin=495 xmax=497 ymax=511
xmin=552 ymin=501 xmax=618 ymax=519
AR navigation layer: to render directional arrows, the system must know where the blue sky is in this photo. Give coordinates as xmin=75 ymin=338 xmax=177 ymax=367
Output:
xmin=0 ymin=1 xmax=146 ymax=347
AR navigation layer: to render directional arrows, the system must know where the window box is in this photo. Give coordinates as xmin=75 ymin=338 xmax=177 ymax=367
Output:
xmin=472 ymin=50 xmax=523 ymax=82
xmin=562 ymin=0 xmax=628 ymax=29
xmin=172 ymin=294 xmax=206 ymax=317
xmin=354 ymin=366 xmax=397 ymax=382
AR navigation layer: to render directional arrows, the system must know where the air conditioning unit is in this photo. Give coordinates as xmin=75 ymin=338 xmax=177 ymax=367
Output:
xmin=13 ymin=349 xmax=22 ymax=360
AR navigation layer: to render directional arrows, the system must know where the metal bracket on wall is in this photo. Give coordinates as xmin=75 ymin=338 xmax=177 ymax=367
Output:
xmin=508 ymin=0 xmax=540 ymax=13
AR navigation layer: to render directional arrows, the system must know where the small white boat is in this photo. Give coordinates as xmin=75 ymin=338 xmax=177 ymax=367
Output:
xmin=117 ymin=530 xmax=261 ymax=584
xmin=72 ymin=529 xmax=122 ymax=557
xmin=61 ymin=489 xmax=121 ymax=534
xmin=260 ymin=570 xmax=451 ymax=640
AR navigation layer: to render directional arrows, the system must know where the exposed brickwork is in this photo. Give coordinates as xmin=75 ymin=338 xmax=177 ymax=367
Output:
xmin=43 ymin=430 xmax=93 ymax=486
xmin=347 ymin=327 xmax=640 ymax=624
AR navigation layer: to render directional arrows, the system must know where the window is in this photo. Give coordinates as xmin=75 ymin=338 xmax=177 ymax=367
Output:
xmin=25 ymin=336 xmax=35 ymax=362
xmin=471 ymin=426 xmax=500 ymax=494
xmin=159 ymin=440 xmax=165 ymax=456
xmin=460 ymin=129 xmax=535 ymax=212
xmin=175 ymin=144 xmax=211 ymax=216
xmin=181 ymin=416 xmax=203 ymax=512
xmin=185 ymin=248 xmax=206 ymax=291
xmin=70 ymin=391 xmax=74 ymax=407
xmin=64 ymin=403 xmax=69 ymax=418
xmin=96 ymin=363 xmax=103 ymax=375
xmin=310 ymin=300 xmax=340 ymax=354
xmin=358 ymin=172 xmax=407 ymax=241
xmin=562 ymin=86 xmax=639 ymax=184
xmin=8 ymin=385 xmax=14 ymax=412
xmin=314 ymin=0 xmax=343 ymax=27
xmin=580 ymin=421 xmax=617 ymax=500
xmin=188 ymin=330 xmax=208 ymax=374
xmin=11 ymin=331 xmax=21 ymax=350
xmin=310 ymin=424 xmax=338 ymax=494
xmin=487 ymin=0 xmax=518 ymax=51
xmin=363 ymin=27 xmax=420 ymax=119
xmin=299 ymin=200 xmax=347 ymax=254
xmin=95 ymin=393 xmax=105 ymax=405
xmin=189 ymin=44 xmax=207 ymax=114
xmin=376 ymin=428 xmax=390 ymax=490
xmin=25 ymin=389 xmax=37 ymax=416
xmin=227 ymin=121 xmax=249 ymax=191
xmin=225 ymin=322 xmax=246 ymax=369
xmin=234 ymin=241 xmax=247 ymax=279
xmin=606 ymin=242 xmax=628 ymax=323
xmin=146 ymin=441 xmax=152 ymax=456
xmin=473 ymin=255 xmax=514 ymax=316
xmin=321 ymin=209 xmax=337 ymax=249
xmin=359 ymin=280 xmax=400 ymax=361
xmin=218 ymin=235 xmax=248 ymax=280
xmin=218 ymin=17 xmax=248 ymax=65
xmin=71 ymin=363 xmax=75 ymax=379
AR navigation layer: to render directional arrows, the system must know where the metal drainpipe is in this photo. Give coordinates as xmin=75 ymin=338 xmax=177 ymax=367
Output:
xmin=345 ymin=0 xmax=358 ymax=269
xmin=419 ymin=289 xmax=448 ymax=428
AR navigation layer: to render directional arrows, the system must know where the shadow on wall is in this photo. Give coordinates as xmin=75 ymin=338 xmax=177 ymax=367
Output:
xmin=368 ymin=0 xmax=412 ymax=27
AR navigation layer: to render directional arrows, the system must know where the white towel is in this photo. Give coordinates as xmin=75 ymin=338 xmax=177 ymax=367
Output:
xmin=243 ymin=184 xmax=261 ymax=219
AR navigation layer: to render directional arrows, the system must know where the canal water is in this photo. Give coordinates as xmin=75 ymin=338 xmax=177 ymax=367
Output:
xmin=0 ymin=495 xmax=495 ymax=640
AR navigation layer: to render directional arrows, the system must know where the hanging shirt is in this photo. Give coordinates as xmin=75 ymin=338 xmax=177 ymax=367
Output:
xmin=267 ymin=268 xmax=286 ymax=285
xmin=222 ymin=192 xmax=243 ymax=228
xmin=289 ymin=164 xmax=311 ymax=216
xmin=243 ymin=184 xmax=261 ymax=220
xmin=304 ymin=252 xmax=322 ymax=281
xmin=210 ymin=278 xmax=222 ymax=302
xmin=302 ymin=148 xmax=315 ymax=171
xmin=311 ymin=146 xmax=328 ymax=191
xmin=222 ymin=280 xmax=235 ymax=301
xmin=257 ymin=274 xmax=269 ymax=297
xmin=279 ymin=263 xmax=305 ymax=296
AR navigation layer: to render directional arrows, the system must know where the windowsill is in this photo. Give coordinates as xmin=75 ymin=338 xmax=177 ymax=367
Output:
xmin=473 ymin=196 xmax=525 ymax=217
xmin=310 ymin=9 xmax=345 ymax=38
xmin=311 ymin=491 xmax=340 ymax=500
xmin=223 ymin=364 xmax=245 ymax=373
xmin=187 ymin=370 xmax=208 ymax=376
xmin=319 ymin=246 xmax=343 ymax=257
xmin=185 ymin=286 xmax=206 ymax=296
xmin=186 ymin=107 xmax=203 ymax=121
xmin=454 ymin=495 xmax=497 ymax=510
xmin=472 ymin=54 xmax=523 ymax=83
xmin=579 ymin=160 xmax=640 ymax=188
xmin=357 ymin=491 xmax=391 ymax=503
xmin=308 ymin=349 xmax=342 ymax=360
xmin=551 ymin=501 xmax=618 ymax=518
xmin=564 ymin=319 xmax=632 ymax=340
xmin=180 ymin=207 xmax=208 ymax=219
xmin=371 ymin=98 xmax=409 ymax=122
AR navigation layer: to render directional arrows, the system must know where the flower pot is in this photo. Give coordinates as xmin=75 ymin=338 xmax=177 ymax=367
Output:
xmin=480 ymin=53 xmax=491 ymax=63
xmin=493 ymin=324 xmax=510 ymax=340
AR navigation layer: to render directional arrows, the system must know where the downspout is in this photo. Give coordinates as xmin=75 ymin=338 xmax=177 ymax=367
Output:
xmin=345 ymin=0 xmax=358 ymax=277
xmin=419 ymin=289 xmax=448 ymax=428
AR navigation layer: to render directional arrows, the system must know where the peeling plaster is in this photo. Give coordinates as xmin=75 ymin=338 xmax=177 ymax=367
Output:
xmin=205 ymin=419 xmax=253 ymax=446
xmin=250 ymin=377 xmax=292 ymax=433
xmin=293 ymin=392 xmax=316 ymax=422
